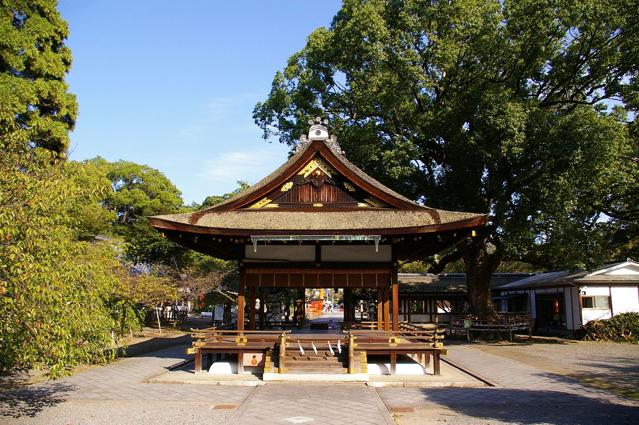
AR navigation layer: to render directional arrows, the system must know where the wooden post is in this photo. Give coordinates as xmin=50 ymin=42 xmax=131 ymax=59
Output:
xmin=195 ymin=348 xmax=202 ymax=373
xmin=433 ymin=351 xmax=440 ymax=376
xmin=259 ymin=288 xmax=266 ymax=330
xmin=390 ymin=350 xmax=396 ymax=375
xmin=237 ymin=268 xmax=245 ymax=332
xmin=297 ymin=288 xmax=306 ymax=327
xmin=392 ymin=271 xmax=399 ymax=332
xmin=377 ymin=288 xmax=383 ymax=330
xmin=348 ymin=333 xmax=356 ymax=374
xmin=278 ymin=332 xmax=287 ymax=373
xmin=383 ymin=287 xmax=390 ymax=332
xmin=237 ymin=349 xmax=244 ymax=374
xmin=248 ymin=286 xmax=256 ymax=330
xmin=344 ymin=288 xmax=352 ymax=323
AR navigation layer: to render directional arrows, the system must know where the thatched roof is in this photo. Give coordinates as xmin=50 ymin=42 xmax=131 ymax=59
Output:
xmin=150 ymin=209 xmax=484 ymax=233
xmin=149 ymin=137 xmax=487 ymax=236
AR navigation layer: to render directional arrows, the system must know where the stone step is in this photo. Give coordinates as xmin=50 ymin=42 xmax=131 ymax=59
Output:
xmin=284 ymin=359 xmax=344 ymax=366
xmin=286 ymin=367 xmax=348 ymax=375
xmin=286 ymin=355 xmax=343 ymax=361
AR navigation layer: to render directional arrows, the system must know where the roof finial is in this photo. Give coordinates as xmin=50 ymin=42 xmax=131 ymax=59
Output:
xmin=295 ymin=117 xmax=344 ymax=155
xmin=308 ymin=117 xmax=329 ymax=141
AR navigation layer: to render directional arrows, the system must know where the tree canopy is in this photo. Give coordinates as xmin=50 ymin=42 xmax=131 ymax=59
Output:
xmin=0 ymin=0 xmax=77 ymax=156
xmin=254 ymin=0 xmax=639 ymax=312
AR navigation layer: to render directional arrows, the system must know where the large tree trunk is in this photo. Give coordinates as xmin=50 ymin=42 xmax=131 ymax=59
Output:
xmin=462 ymin=243 xmax=500 ymax=315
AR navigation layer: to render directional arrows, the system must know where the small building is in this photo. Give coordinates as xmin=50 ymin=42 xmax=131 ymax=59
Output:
xmin=399 ymin=272 xmax=533 ymax=323
xmin=495 ymin=260 xmax=639 ymax=333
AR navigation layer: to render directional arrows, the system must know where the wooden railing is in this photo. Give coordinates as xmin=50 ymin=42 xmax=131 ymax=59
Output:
xmin=340 ymin=321 xmax=378 ymax=331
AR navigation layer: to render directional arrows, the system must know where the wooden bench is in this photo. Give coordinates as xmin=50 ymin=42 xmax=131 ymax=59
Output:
xmin=449 ymin=314 xmax=532 ymax=341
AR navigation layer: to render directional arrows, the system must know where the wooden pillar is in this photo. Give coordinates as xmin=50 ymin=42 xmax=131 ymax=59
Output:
xmin=407 ymin=298 xmax=411 ymax=323
xmin=296 ymin=288 xmax=305 ymax=327
xmin=237 ymin=349 xmax=244 ymax=374
xmin=377 ymin=288 xmax=383 ymax=330
xmin=237 ymin=268 xmax=245 ymax=332
xmin=344 ymin=288 xmax=352 ymax=323
xmin=248 ymin=286 xmax=256 ymax=330
xmin=392 ymin=270 xmax=399 ymax=331
xmin=259 ymin=288 xmax=267 ymax=330
xmin=195 ymin=348 xmax=202 ymax=373
xmin=383 ymin=286 xmax=390 ymax=331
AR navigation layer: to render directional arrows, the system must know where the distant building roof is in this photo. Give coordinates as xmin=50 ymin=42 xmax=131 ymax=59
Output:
xmin=498 ymin=259 xmax=639 ymax=290
xmin=399 ymin=272 xmax=533 ymax=293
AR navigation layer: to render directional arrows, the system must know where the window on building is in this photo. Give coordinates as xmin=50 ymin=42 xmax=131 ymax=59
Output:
xmin=581 ymin=296 xmax=610 ymax=309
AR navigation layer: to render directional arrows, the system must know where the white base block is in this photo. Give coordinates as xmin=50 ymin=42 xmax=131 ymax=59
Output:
xmin=367 ymin=362 xmax=426 ymax=376
xmin=208 ymin=361 xmax=237 ymax=375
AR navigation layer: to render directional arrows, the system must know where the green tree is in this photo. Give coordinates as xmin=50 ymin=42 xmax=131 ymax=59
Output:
xmin=0 ymin=126 xmax=120 ymax=376
xmin=0 ymin=0 xmax=78 ymax=156
xmin=88 ymin=158 xmax=186 ymax=266
xmin=254 ymin=0 xmax=638 ymax=313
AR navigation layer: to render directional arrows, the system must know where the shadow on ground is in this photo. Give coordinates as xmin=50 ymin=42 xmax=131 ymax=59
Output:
xmin=556 ymin=358 xmax=639 ymax=401
xmin=389 ymin=387 xmax=639 ymax=425
xmin=0 ymin=383 xmax=73 ymax=418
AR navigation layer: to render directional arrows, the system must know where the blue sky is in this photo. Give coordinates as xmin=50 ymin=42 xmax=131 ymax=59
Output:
xmin=59 ymin=0 xmax=342 ymax=204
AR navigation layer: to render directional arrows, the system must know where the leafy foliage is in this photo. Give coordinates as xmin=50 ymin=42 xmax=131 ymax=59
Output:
xmin=0 ymin=2 xmax=234 ymax=376
xmin=0 ymin=126 xmax=119 ymax=376
xmin=577 ymin=313 xmax=639 ymax=343
xmin=86 ymin=158 xmax=187 ymax=266
xmin=254 ymin=0 xmax=639 ymax=312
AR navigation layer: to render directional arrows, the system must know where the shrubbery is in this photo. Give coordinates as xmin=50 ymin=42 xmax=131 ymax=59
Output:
xmin=577 ymin=313 xmax=639 ymax=343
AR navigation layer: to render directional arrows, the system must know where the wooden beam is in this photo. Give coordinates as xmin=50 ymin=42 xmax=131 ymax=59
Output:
xmin=237 ymin=269 xmax=245 ymax=332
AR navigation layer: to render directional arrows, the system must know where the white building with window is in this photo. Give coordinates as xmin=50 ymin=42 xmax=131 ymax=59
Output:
xmin=495 ymin=260 xmax=639 ymax=333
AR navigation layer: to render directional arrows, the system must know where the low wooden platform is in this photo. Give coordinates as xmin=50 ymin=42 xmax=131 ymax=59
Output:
xmin=188 ymin=325 xmax=447 ymax=376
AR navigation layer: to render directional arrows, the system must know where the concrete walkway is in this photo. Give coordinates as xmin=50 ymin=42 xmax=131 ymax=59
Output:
xmin=377 ymin=343 xmax=639 ymax=424
xmin=1 ymin=342 xmax=638 ymax=424
xmin=0 ymin=345 xmax=252 ymax=424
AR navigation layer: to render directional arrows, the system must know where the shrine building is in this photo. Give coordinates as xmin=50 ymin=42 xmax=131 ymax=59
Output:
xmin=149 ymin=119 xmax=486 ymax=333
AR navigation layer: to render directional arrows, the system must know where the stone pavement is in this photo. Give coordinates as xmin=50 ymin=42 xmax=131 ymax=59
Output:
xmin=0 ymin=345 xmax=252 ymax=424
xmin=230 ymin=384 xmax=392 ymax=425
xmin=377 ymin=343 xmax=639 ymax=424
xmin=2 ymin=342 xmax=638 ymax=424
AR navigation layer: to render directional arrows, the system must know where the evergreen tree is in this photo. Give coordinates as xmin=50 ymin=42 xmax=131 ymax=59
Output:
xmin=0 ymin=0 xmax=78 ymax=156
